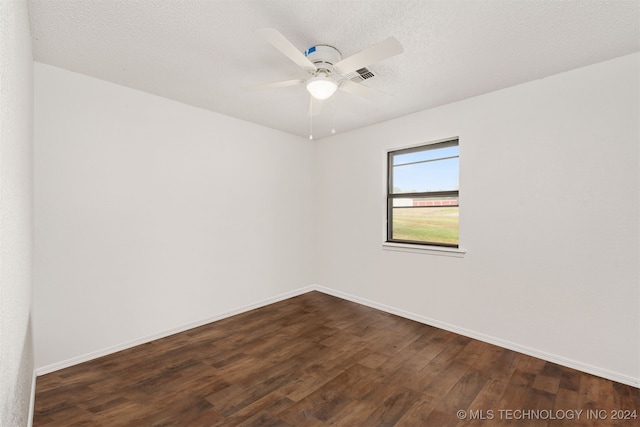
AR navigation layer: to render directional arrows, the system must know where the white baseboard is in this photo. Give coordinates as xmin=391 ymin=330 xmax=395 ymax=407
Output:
xmin=35 ymin=285 xmax=316 ymax=376
xmin=35 ymin=283 xmax=639 ymax=389
xmin=27 ymin=368 xmax=36 ymax=426
xmin=313 ymin=285 xmax=640 ymax=389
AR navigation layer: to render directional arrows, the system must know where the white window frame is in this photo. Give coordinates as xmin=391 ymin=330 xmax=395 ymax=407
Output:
xmin=382 ymin=138 xmax=466 ymax=257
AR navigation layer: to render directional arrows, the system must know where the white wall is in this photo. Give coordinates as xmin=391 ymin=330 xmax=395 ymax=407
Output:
xmin=0 ymin=0 xmax=34 ymax=425
xmin=315 ymin=53 xmax=640 ymax=386
xmin=34 ymin=63 xmax=315 ymax=370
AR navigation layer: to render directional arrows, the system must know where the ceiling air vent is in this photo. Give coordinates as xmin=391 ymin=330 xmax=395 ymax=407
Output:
xmin=344 ymin=67 xmax=376 ymax=83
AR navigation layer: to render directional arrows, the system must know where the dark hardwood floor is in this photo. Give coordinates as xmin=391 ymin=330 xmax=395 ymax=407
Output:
xmin=34 ymin=291 xmax=639 ymax=426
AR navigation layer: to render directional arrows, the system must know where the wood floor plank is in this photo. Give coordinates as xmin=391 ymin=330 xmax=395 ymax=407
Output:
xmin=277 ymin=363 xmax=377 ymax=424
xmin=393 ymin=396 xmax=437 ymax=426
xmin=438 ymin=367 xmax=491 ymax=415
xmin=360 ymin=385 xmax=422 ymax=427
xmin=34 ymin=291 xmax=640 ymax=426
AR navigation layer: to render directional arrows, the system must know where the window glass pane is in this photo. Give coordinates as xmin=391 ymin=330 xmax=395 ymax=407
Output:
xmin=392 ymin=145 xmax=458 ymax=166
xmin=388 ymin=140 xmax=459 ymax=247
xmin=391 ymin=201 xmax=459 ymax=246
xmin=392 ymin=157 xmax=458 ymax=193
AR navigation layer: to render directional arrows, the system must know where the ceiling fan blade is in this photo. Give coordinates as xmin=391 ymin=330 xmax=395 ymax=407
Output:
xmin=242 ymin=79 xmax=304 ymax=91
xmin=339 ymin=80 xmax=386 ymax=101
xmin=334 ymin=37 xmax=403 ymax=75
xmin=256 ymin=28 xmax=317 ymax=72
xmin=307 ymin=96 xmax=324 ymax=116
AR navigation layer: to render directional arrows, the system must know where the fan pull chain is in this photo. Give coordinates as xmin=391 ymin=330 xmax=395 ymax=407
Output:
xmin=309 ymin=97 xmax=314 ymax=140
xmin=331 ymin=95 xmax=336 ymax=134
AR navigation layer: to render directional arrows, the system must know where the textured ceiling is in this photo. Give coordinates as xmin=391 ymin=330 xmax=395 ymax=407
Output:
xmin=27 ymin=0 xmax=640 ymax=140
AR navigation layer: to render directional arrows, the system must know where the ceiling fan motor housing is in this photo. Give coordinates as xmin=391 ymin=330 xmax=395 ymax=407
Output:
xmin=304 ymin=45 xmax=342 ymax=74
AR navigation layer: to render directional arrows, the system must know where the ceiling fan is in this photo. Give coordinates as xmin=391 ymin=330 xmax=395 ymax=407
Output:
xmin=245 ymin=28 xmax=404 ymax=119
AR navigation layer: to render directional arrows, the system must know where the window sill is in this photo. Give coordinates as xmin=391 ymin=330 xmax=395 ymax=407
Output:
xmin=382 ymin=242 xmax=466 ymax=257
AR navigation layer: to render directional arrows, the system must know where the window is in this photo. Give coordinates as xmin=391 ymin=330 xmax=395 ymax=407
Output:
xmin=387 ymin=139 xmax=459 ymax=247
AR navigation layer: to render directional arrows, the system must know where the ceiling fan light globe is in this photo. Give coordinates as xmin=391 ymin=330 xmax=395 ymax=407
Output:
xmin=306 ymin=78 xmax=338 ymax=100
